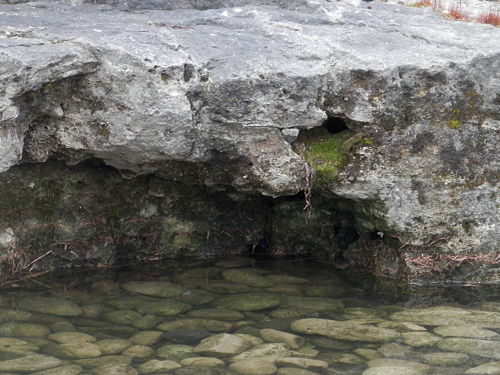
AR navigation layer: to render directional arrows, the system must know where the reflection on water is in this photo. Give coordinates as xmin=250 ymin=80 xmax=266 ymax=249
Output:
xmin=0 ymin=257 xmax=499 ymax=375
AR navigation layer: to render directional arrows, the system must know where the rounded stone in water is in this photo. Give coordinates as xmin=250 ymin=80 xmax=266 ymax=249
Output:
xmin=229 ymin=358 xmax=277 ymax=375
xmin=134 ymin=300 xmax=192 ymax=316
xmin=216 ymin=293 xmax=281 ymax=311
xmin=157 ymin=318 xmax=232 ymax=333
xmin=31 ymin=364 xmax=84 ymax=375
xmin=194 ymin=333 xmax=252 ymax=356
xmin=222 ymin=269 xmax=275 ymax=288
xmin=17 ymin=297 xmax=82 ymax=317
xmin=291 ymin=318 xmax=400 ymax=342
xmin=0 ymin=354 xmax=62 ymax=372
xmin=121 ymin=281 xmax=185 ymax=298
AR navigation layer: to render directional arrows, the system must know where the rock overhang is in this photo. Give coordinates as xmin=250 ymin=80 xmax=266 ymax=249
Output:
xmin=0 ymin=0 xmax=498 ymax=258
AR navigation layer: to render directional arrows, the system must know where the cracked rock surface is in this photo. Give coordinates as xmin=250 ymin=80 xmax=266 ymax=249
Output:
xmin=0 ymin=0 xmax=498 ymax=263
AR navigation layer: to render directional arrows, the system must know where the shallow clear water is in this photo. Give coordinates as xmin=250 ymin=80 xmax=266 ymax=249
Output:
xmin=0 ymin=256 xmax=499 ymax=375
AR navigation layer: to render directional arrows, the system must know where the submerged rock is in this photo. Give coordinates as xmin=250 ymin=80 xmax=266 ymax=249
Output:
xmin=121 ymin=281 xmax=184 ymax=298
xmin=291 ymin=318 xmax=400 ymax=342
xmin=0 ymin=337 xmax=39 ymax=356
xmin=139 ymin=359 xmax=181 ymax=374
xmin=281 ymin=296 xmax=344 ymax=313
xmin=222 ymin=269 xmax=274 ymax=288
xmin=390 ymin=307 xmax=500 ymax=328
xmin=421 ymin=352 xmax=469 ymax=366
xmin=157 ymin=318 xmax=232 ymax=333
xmin=156 ymin=344 xmax=194 ymax=361
xmin=17 ymin=298 xmax=82 ymax=317
xmin=31 ymin=365 xmax=84 ymax=375
xmin=95 ymin=339 xmax=132 ymax=355
xmin=433 ymin=325 xmax=499 ymax=338
xmin=216 ymin=293 xmax=282 ymax=312
xmin=134 ymin=300 xmax=192 ymax=316
xmin=231 ymin=343 xmax=290 ymax=362
xmin=180 ymin=357 xmax=225 ymax=367
xmin=188 ymin=309 xmax=244 ymax=322
xmin=259 ymin=328 xmax=305 ymax=349
xmin=437 ymin=338 xmax=500 ymax=360
xmin=194 ymin=334 xmax=252 ymax=356
xmin=0 ymin=354 xmax=61 ymax=372
xmin=43 ymin=342 xmax=101 ymax=359
xmin=401 ymin=332 xmax=441 ymax=347
xmin=47 ymin=332 xmax=96 ymax=344
xmin=229 ymin=359 xmax=277 ymax=375
xmin=466 ymin=362 xmax=500 ymax=375
xmin=0 ymin=322 xmax=50 ymax=338
xmin=276 ymin=357 xmax=328 ymax=370
xmin=74 ymin=355 xmax=132 ymax=369
xmin=93 ymin=363 xmax=138 ymax=375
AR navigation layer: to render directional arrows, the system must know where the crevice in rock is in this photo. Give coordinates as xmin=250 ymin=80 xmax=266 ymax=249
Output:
xmin=321 ymin=116 xmax=349 ymax=134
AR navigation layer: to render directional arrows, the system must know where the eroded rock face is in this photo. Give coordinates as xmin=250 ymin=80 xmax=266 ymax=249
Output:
xmin=0 ymin=0 xmax=498 ymax=281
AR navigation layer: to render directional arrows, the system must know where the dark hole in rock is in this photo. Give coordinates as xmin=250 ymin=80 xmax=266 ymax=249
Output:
xmin=368 ymin=230 xmax=383 ymax=240
xmin=322 ymin=116 xmax=348 ymax=134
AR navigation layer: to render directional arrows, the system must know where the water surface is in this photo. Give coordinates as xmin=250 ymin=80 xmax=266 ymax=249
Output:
xmin=0 ymin=257 xmax=499 ymax=375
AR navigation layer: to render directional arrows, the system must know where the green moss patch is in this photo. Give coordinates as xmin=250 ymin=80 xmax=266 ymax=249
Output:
xmin=294 ymin=127 xmax=356 ymax=188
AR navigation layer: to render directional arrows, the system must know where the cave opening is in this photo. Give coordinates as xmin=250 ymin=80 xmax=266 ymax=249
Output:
xmin=321 ymin=116 xmax=349 ymax=134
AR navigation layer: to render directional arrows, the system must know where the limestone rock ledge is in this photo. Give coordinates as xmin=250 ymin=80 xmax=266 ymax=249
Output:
xmin=0 ymin=0 xmax=498 ymax=281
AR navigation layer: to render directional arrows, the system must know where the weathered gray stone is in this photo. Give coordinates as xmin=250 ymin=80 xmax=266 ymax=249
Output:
xmin=0 ymin=0 xmax=498 ymax=282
